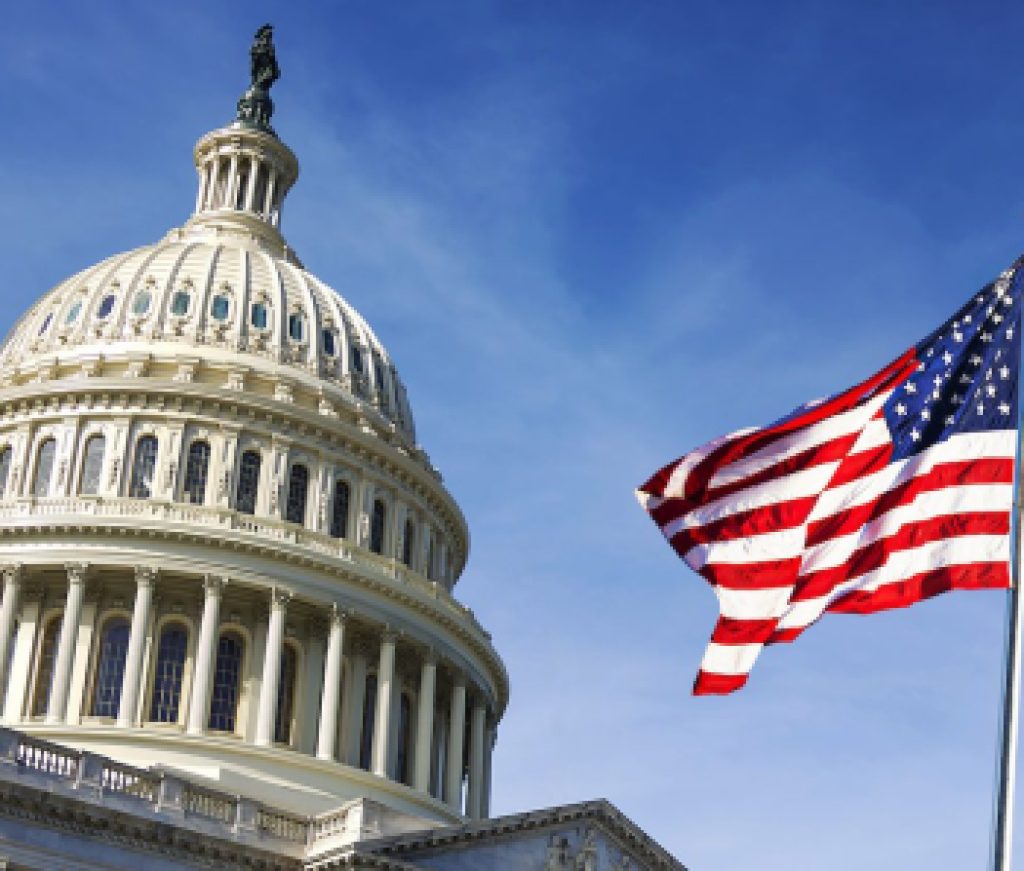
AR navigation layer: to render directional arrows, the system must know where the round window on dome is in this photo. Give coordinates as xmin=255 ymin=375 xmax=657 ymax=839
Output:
xmin=322 ymin=329 xmax=336 ymax=356
xmin=65 ymin=301 xmax=82 ymax=326
xmin=132 ymin=290 xmax=152 ymax=316
xmin=211 ymin=294 xmax=231 ymax=321
xmin=37 ymin=313 xmax=53 ymax=336
xmin=251 ymin=301 xmax=268 ymax=329
xmin=170 ymin=290 xmax=190 ymax=317
xmin=288 ymin=313 xmax=305 ymax=342
xmin=97 ymin=294 xmax=116 ymax=320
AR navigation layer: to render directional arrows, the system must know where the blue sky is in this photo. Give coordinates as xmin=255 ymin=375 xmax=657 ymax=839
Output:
xmin=3 ymin=2 xmax=1024 ymax=868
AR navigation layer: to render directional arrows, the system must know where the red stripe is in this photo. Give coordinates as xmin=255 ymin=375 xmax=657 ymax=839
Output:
xmin=693 ymin=670 xmax=748 ymax=696
xmin=826 ymin=443 xmax=892 ymax=489
xmin=700 ymin=557 xmax=803 ymax=590
xmin=805 ymin=457 xmax=1013 ymax=547
xmin=710 ymin=616 xmax=779 ymax=645
xmin=827 ymin=561 xmax=1010 ymax=613
xmin=792 ymin=511 xmax=1009 ymax=602
xmin=669 ymin=495 xmax=816 ymax=555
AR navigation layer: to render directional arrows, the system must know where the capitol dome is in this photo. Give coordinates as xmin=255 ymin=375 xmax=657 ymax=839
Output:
xmin=0 ymin=39 xmax=506 ymax=833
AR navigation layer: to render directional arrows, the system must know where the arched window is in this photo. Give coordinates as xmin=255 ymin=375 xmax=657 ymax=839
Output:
xmin=402 ymin=518 xmax=415 ymax=567
xmin=79 ymin=434 xmax=105 ymax=496
xmin=235 ymin=450 xmax=261 ymax=515
xmin=208 ymin=632 xmax=244 ymax=732
xmin=0 ymin=446 xmax=11 ymax=499
xmin=360 ymin=673 xmax=377 ymax=771
xmin=38 ymin=313 xmax=53 ymax=336
xmin=250 ymin=301 xmax=268 ymax=329
xmin=322 ymin=329 xmax=336 ymax=356
xmin=211 ymin=294 xmax=230 ymax=321
xmin=170 ymin=291 xmax=190 ymax=317
xmin=370 ymin=499 xmax=386 ymax=555
xmin=330 ymin=479 xmax=350 ymax=539
xmin=285 ymin=464 xmax=309 ymax=525
xmin=96 ymin=294 xmax=116 ymax=320
xmin=350 ymin=344 xmax=364 ymax=374
xmin=288 ymin=313 xmax=305 ymax=342
xmin=132 ymin=290 xmax=152 ymax=316
xmin=182 ymin=440 xmax=211 ymax=505
xmin=396 ymin=692 xmax=412 ymax=784
xmin=274 ymin=645 xmax=297 ymax=745
xmin=149 ymin=623 xmax=188 ymax=723
xmin=129 ymin=435 xmax=158 ymax=498
xmin=31 ymin=616 xmax=61 ymax=717
xmin=90 ymin=618 xmax=130 ymax=718
xmin=32 ymin=438 xmax=57 ymax=498
xmin=65 ymin=301 xmax=83 ymax=325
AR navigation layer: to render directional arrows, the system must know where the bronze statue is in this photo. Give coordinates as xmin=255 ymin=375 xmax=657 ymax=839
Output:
xmin=236 ymin=24 xmax=280 ymax=131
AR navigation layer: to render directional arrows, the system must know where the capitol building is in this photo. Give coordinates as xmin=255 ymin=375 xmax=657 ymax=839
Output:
xmin=0 ymin=28 xmax=684 ymax=871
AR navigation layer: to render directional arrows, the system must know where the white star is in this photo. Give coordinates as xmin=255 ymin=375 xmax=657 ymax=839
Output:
xmin=953 ymin=331 xmax=964 ymax=342
xmin=905 ymin=382 xmax=916 ymax=394
xmin=1003 ymin=295 xmax=1014 ymax=306
xmin=1007 ymin=327 xmax=1015 ymax=340
xmin=981 ymin=332 xmax=993 ymax=343
xmin=977 ymin=402 xmax=985 ymax=415
xmin=933 ymin=375 xmax=944 ymax=388
xmin=921 ymin=409 xmax=931 ymax=421
xmin=1000 ymin=365 xmax=1011 ymax=379
xmin=952 ymin=394 xmax=963 ymax=405
xmin=1000 ymin=402 xmax=1011 ymax=415
xmin=946 ymin=415 xmax=956 ymax=425
xmin=910 ymin=428 xmax=921 ymax=442
xmin=964 ymin=314 xmax=972 ymax=323
xmin=986 ymin=384 xmax=997 ymax=397
xmin=970 ymin=354 xmax=983 ymax=366
xmin=932 ymin=388 xmax=941 ymax=400
xmin=895 ymin=402 xmax=907 ymax=416
xmin=943 ymin=351 xmax=953 ymax=364
xmin=960 ymin=374 xmax=972 ymax=385
xmin=926 ymin=348 xmax=934 ymax=357
xmin=978 ymin=295 xmax=987 ymax=303
xmin=993 ymin=313 xmax=1004 ymax=324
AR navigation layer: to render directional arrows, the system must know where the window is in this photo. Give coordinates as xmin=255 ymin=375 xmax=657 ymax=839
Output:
xmin=182 ymin=440 xmax=211 ymax=505
xmin=250 ymin=301 xmax=268 ymax=329
xmin=149 ymin=623 xmax=188 ymax=723
xmin=170 ymin=291 xmax=190 ymax=317
xmin=129 ymin=435 xmax=159 ymax=498
xmin=31 ymin=616 xmax=61 ymax=717
xmin=330 ymin=479 xmax=350 ymax=539
xmin=97 ymin=294 xmax=116 ymax=319
xmin=375 ymin=363 xmax=385 ymax=390
xmin=65 ymin=301 xmax=82 ymax=325
xmin=38 ymin=313 xmax=53 ymax=336
xmin=396 ymin=693 xmax=412 ymax=784
xmin=274 ymin=645 xmax=297 ymax=744
xmin=235 ymin=450 xmax=261 ymax=515
xmin=402 ymin=517 xmax=415 ymax=567
xmin=79 ymin=435 xmax=106 ymax=496
xmin=208 ymin=632 xmax=244 ymax=732
xmin=360 ymin=674 xmax=378 ymax=770
xmin=285 ymin=464 xmax=309 ymax=525
xmin=32 ymin=438 xmax=56 ymax=498
xmin=132 ymin=290 xmax=152 ymax=315
xmin=288 ymin=313 xmax=305 ymax=342
xmin=91 ymin=619 xmax=130 ymax=718
xmin=322 ymin=329 xmax=336 ymax=356
xmin=211 ymin=294 xmax=230 ymax=321
xmin=350 ymin=344 xmax=363 ymax=373
xmin=370 ymin=499 xmax=386 ymax=555
xmin=0 ymin=446 xmax=11 ymax=499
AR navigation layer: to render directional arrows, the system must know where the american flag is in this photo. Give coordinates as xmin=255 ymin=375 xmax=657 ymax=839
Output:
xmin=637 ymin=259 xmax=1023 ymax=695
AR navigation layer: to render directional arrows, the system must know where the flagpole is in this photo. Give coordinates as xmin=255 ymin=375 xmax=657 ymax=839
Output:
xmin=991 ymin=336 xmax=1024 ymax=870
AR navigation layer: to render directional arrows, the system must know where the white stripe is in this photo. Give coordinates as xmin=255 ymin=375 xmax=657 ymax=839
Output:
xmin=716 ymin=586 xmax=794 ymax=621
xmin=707 ymin=395 xmax=888 ymax=488
xmin=684 ymin=527 xmax=805 ymax=570
xmin=776 ymin=534 xmax=1010 ymax=631
xmin=701 ymin=642 xmax=764 ymax=676
xmin=660 ymin=427 xmax=756 ymax=499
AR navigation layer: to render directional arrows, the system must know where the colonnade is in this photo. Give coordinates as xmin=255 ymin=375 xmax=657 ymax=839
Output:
xmin=195 ymin=147 xmax=285 ymax=226
xmin=0 ymin=563 xmax=496 ymax=819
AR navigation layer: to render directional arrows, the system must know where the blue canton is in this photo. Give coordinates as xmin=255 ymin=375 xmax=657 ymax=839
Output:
xmin=883 ymin=261 xmax=1023 ymax=462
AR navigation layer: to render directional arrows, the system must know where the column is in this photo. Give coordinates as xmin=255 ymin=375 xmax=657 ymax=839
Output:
xmin=186 ymin=576 xmax=225 ymax=736
xmin=117 ymin=567 xmax=156 ymax=727
xmin=3 ymin=588 xmax=40 ymax=723
xmin=342 ymin=646 xmax=368 ymax=766
xmin=371 ymin=630 xmax=397 ymax=777
xmin=466 ymin=699 xmax=487 ymax=819
xmin=482 ymin=726 xmax=494 ymax=818
xmin=254 ymin=587 xmax=290 ymax=747
xmin=206 ymin=159 xmax=221 ymax=210
xmin=65 ymin=594 xmax=98 ymax=724
xmin=226 ymin=154 xmax=240 ymax=210
xmin=244 ymin=155 xmax=260 ymax=212
xmin=445 ymin=676 xmax=466 ymax=811
xmin=46 ymin=563 xmax=87 ymax=724
xmin=317 ymin=606 xmax=347 ymax=761
xmin=195 ymin=162 xmax=209 ymax=214
xmin=300 ymin=624 xmax=325 ymax=754
xmin=263 ymin=170 xmax=277 ymax=221
xmin=412 ymin=651 xmax=437 ymax=792
xmin=0 ymin=565 xmax=23 ymax=703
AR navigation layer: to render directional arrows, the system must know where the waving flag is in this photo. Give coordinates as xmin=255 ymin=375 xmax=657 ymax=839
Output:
xmin=637 ymin=260 xmax=1023 ymax=695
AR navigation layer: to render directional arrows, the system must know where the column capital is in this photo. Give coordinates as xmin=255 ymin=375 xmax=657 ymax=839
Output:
xmin=134 ymin=566 xmax=158 ymax=588
xmin=203 ymin=575 xmax=228 ymax=597
xmin=328 ymin=602 xmax=350 ymax=627
xmin=0 ymin=564 xmax=24 ymax=586
xmin=64 ymin=562 xmax=89 ymax=585
xmin=420 ymin=645 xmax=438 ymax=667
xmin=271 ymin=586 xmax=292 ymax=609
xmin=380 ymin=625 xmax=400 ymax=644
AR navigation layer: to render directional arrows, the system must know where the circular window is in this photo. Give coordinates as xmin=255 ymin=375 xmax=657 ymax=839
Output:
xmin=65 ymin=301 xmax=82 ymax=325
xmin=132 ymin=290 xmax=152 ymax=316
xmin=171 ymin=290 xmax=190 ymax=317
xmin=37 ymin=313 xmax=53 ymax=336
xmin=97 ymin=294 xmax=116 ymax=320
xmin=211 ymin=294 xmax=230 ymax=321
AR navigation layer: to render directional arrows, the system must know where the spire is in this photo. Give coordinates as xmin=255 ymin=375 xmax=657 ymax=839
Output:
xmin=186 ymin=25 xmax=299 ymax=246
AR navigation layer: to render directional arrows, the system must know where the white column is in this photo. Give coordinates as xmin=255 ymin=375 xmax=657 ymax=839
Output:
xmin=207 ymin=159 xmax=221 ymax=209
xmin=466 ymin=699 xmax=487 ymax=819
xmin=255 ymin=588 xmax=290 ymax=747
xmin=317 ymin=606 xmax=347 ymax=761
xmin=195 ymin=163 xmax=209 ymax=214
xmin=46 ymin=563 xmax=87 ymax=724
xmin=482 ymin=726 xmax=494 ymax=818
xmin=0 ymin=565 xmax=23 ymax=702
xmin=445 ymin=676 xmax=466 ymax=811
xmin=226 ymin=154 xmax=240 ymax=209
xmin=3 ymin=590 xmax=40 ymax=723
xmin=186 ymin=576 xmax=225 ymax=736
xmin=300 ymin=626 xmax=325 ymax=754
xmin=371 ymin=630 xmax=397 ymax=777
xmin=117 ymin=567 xmax=156 ymax=727
xmin=342 ymin=647 xmax=368 ymax=766
xmin=412 ymin=652 xmax=437 ymax=792
xmin=263 ymin=170 xmax=277 ymax=220
xmin=244 ymin=155 xmax=259 ymax=212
